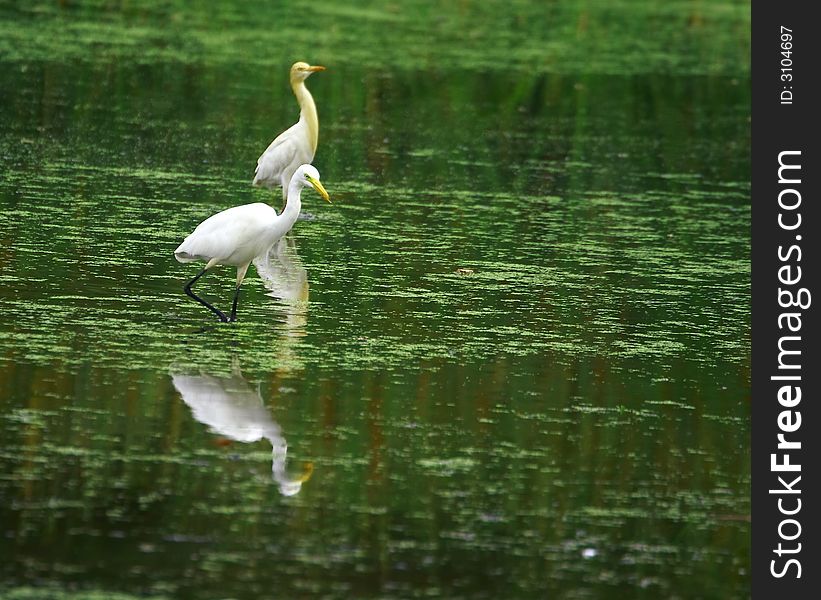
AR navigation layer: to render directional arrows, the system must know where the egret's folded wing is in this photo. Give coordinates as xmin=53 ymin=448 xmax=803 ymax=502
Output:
xmin=175 ymin=204 xmax=276 ymax=262
xmin=253 ymin=129 xmax=299 ymax=186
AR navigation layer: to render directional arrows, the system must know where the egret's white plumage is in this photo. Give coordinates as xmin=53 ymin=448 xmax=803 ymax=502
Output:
xmin=253 ymin=62 xmax=325 ymax=198
xmin=175 ymin=202 xmax=280 ymax=269
xmin=175 ymin=164 xmax=329 ymax=322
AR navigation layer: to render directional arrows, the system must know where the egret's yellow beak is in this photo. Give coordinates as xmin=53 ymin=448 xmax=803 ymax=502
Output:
xmin=298 ymin=462 xmax=315 ymax=483
xmin=306 ymin=65 xmax=326 ymax=72
xmin=306 ymin=175 xmax=331 ymax=203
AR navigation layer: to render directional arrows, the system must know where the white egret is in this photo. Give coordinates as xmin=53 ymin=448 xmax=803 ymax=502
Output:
xmin=253 ymin=61 xmax=325 ymax=198
xmin=175 ymin=164 xmax=329 ymax=323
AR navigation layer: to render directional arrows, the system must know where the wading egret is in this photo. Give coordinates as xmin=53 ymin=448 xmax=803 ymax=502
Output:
xmin=253 ymin=62 xmax=325 ymax=198
xmin=175 ymin=164 xmax=329 ymax=323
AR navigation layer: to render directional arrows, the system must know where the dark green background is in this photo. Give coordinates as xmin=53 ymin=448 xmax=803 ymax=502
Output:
xmin=1 ymin=1 xmax=750 ymax=598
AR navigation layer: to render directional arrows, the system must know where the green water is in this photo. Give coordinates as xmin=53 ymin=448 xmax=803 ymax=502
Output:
xmin=1 ymin=1 xmax=750 ymax=598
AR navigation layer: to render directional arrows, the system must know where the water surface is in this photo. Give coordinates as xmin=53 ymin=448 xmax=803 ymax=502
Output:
xmin=1 ymin=1 xmax=750 ymax=598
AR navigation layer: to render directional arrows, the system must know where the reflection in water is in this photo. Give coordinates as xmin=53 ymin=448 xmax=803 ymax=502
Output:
xmin=255 ymin=236 xmax=308 ymax=328
xmin=171 ymin=361 xmax=312 ymax=496
xmin=255 ymin=236 xmax=309 ymax=373
xmin=172 ymin=238 xmax=313 ymax=496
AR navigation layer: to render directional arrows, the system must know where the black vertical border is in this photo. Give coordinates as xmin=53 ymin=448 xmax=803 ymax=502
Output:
xmin=752 ymin=2 xmax=818 ymax=597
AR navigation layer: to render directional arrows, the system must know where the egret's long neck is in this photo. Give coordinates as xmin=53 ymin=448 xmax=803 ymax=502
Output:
xmin=280 ymin=178 xmax=303 ymax=224
xmin=291 ymin=79 xmax=319 ymax=153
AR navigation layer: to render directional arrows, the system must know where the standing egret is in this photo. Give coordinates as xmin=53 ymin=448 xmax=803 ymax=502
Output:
xmin=175 ymin=164 xmax=330 ymax=323
xmin=253 ymin=62 xmax=325 ymax=199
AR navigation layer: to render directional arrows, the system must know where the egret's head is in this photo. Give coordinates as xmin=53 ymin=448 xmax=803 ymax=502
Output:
xmin=297 ymin=164 xmax=331 ymax=203
xmin=290 ymin=61 xmax=325 ymax=82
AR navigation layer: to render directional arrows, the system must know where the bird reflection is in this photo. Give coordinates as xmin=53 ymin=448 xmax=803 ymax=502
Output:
xmin=255 ymin=236 xmax=309 ymax=311
xmin=254 ymin=235 xmax=309 ymax=373
xmin=171 ymin=360 xmax=312 ymax=496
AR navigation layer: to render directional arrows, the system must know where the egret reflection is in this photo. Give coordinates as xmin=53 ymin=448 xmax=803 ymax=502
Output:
xmin=255 ymin=235 xmax=309 ymax=308
xmin=171 ymin=361 xmax=312 ymax=496
xmin=255 ymin=236 xmax=310 ymax=373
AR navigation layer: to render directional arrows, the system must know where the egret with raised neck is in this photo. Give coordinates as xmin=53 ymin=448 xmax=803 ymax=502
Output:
xmin=253 ymin=61 xmax=325 ymax=199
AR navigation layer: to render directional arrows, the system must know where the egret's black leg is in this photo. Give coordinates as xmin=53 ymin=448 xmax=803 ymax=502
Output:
xmin=229 ymin=285 xmax=241 ymax=323
xmin=184 ymin=268 xmax=228 ymax=323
